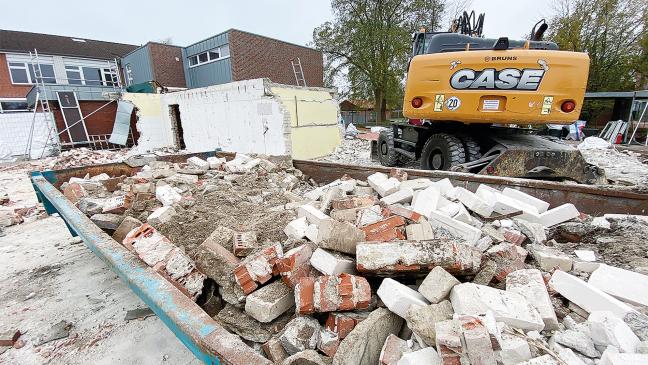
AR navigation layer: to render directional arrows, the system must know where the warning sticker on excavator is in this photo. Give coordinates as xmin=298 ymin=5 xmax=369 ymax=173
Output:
xmin=541 ymin=96 xmax=553 ymax=115
xmin=482 ymin=100 xmax=500 ymax=110
xmin=434 ymin=95 xmax=445 ymax=112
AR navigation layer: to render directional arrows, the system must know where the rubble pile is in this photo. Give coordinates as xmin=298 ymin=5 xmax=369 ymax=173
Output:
xmin=40 ymin=148 xmax=130 ymax=170
xmin=61 ymin=154 xmax=648 ymax=364
xmin=0 ymin=189 xmax=45 ymax=236
xmin=578 ymin=137 xmax=648 ymax=187
xmin=316 ymin=138 xmax=377 ymax=166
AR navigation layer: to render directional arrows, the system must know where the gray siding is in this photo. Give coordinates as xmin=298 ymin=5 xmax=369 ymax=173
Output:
xmin=121 ymin=46 xmax=153 ymax=85
xmin=182 ymin=32 xmax=232 ymax=88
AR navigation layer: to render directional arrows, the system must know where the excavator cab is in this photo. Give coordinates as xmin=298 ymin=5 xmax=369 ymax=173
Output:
xmin=372 ymin=12 xmax=604 ymax=184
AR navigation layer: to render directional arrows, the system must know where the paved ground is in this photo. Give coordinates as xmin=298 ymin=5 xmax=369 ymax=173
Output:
xmin=0 ymin=166 xmax=199 ymax=365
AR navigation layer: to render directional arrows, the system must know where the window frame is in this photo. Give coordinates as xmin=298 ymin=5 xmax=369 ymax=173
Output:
xmin=0 ymin=98 xmax=31 ymax=113
xmin=187 ymin=45 xmax=230 ymax=68
xmin=125 ymin=64 xmax=133 ymax=86
xmin=63 ymin=64 xmax=116 ymax=86
xmin=7 ymin=61 xmax=56 ymax=85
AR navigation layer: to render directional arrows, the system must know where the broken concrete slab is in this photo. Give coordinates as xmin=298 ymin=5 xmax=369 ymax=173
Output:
xmin=450 ymin=283 xmax=545 ymax=331
xmin=530 ymin=244 xmax=573 ymax=272
xmin=279 ymin=316 xmax=321 ymax=355
xmin=506 ymin=269 xmax=559 ymax=330
xmin=310 ymin=248 xmax=355 ymax=276
xmin=147 ymin=205 xmax=176 ymax=226
xmin=405 ymin=300 xmax=454 ymax=346
xmin=499 ymin=332 xmax=532 ymax=365
xmin=332 ymin=308 xmax=403 ymax=365
xmin=588 ymin=311 xmax=640 ymax=353
xmin=553 ymin=329 xmax=600 ymax=358
xmin=356 ymin=240 xmax=482 ymax=275
xmin=217 ymin=303 xmax=289 ymax=343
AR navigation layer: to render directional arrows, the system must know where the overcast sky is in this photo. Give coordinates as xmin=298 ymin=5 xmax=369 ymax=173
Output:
xmin=1 ymin=0 xmax=556 ymax=48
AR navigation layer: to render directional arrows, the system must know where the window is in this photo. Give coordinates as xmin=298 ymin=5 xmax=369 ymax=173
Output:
xmin=64 ymin=65 xmax=116 ymax=86
xmin=0 ymin=99 xmax=30 ymax=113
xmin=8 ymin=62 xmax=56 ymax=84
xmin=188 ymin=45 xmax=230 ymax=68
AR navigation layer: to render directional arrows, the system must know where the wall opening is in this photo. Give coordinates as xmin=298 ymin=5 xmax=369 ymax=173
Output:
xmin=168 ymin=104 xmax=186 ymax=149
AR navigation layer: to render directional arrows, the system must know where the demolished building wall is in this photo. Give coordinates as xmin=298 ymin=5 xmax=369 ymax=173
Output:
xmin=122 ymin=78 xmax=341 ymax=159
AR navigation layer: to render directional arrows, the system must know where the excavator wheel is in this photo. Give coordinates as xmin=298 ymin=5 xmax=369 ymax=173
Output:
xmin=377 ymin=129 xmax=399 ymax=167
xmin=420 ymin=133 xmax=466 ymax=170
xmin=459 ymin=135 xmax=482 ymax=162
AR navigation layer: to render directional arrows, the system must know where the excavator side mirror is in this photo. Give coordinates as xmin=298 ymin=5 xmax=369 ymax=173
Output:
xmin=530 ymin=19 xmax=548 ymax=41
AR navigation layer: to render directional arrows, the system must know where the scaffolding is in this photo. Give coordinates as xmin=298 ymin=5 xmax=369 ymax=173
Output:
xmin=23 ymin=49 xmax=125 ymax=159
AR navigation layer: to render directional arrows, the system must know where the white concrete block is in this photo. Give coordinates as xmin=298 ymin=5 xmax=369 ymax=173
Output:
xmin=298 ymin=205 xmax=331 ymax=226
xmin=284 ymin=217 xmax=308 ymax=239
xmin=588 ymin=311 xmax=640 ymax=353
xmin=599 ymin=348 xmax=648 ymax=365
xmin=187 ymin=156 xmax=209 ymax=171
xmin=428 ymin=211 xmax=482 ymax=245
xmin=155 ymin=184 xmax=182 ymax=206
xmin=375 ymin=177 xmax=401 ymax=197
xmin=377 ymin=278 xmax=429 ymax=318
xmin=430 ymin=178 xmax=454 ymax=195
xmin=400 ymin=178 xmax=433 ymax=191
xmin=304 ymin=187 xmax=325 ymax=201
xmin=502 ymin=188 xmax=550 ymax=214
xmin=450 ymin=283 xmax=544 ymax=331
xmin=418 ymin=266 xmax=460 ymax=303
xmin=206 ymin=156 xmax=226 ymax=170
xmin=506 ymin=269 xmax=559 ymax=330
xmin=476 ymin=185 xmax=527 ymax=216
xmin=556 ymin=348 xmax=587 ymax=365
xmin=368 ymin=172 xmax=388 ymax=192
xmin=397 ymin=347 xmax=440 ymax=365
xmin=452 ymin=203 xmax=473 ymax=225
xmin=589 ymin=264 xmax=648 ymax=307
xmin=518 ymin=355 xmax=560 ymax=364
xmin=305 ymin=224 xmax=321 ymax=243
xmin=436 ymin=201 xmax=461 ymax=218
xmin=499 ymin=332 xmax=532 ymax=365
xmin=411 ymin=186 xmax=441 ymax=218
xmin=453 ymin=187 xmax=493 ymax=217
xmin=309 ymin=248 xmax=355 ymax=276
xmin=548 ymin=270 xmax=635 ymax=318
xmin=539 ymin=204 xmax=580 ymax=227
xmin=405 ymin=222 xmax=434 ymax=241
xmin=574 ymin=250 xmax=596 ymax=262
xmin=573 ymin=260 xmax=600 ymax=273
xmin=592 ymin=216 xmax=611 ymax=229
xmin=245 ymin=280 xmax=294 ymax=323
xmin=147 ymin=206 xmax=177 ymax=226
xmin=381 ymin=187 xmax=414 ymax=205
xmin=530 ymin=245 xmax=573 ymax=272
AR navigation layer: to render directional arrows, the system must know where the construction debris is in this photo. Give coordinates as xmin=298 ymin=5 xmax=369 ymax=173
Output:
xmin=58 ymin=153 xmax=648 ymax=363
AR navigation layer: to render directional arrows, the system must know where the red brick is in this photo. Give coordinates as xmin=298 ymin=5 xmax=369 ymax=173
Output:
xmin=275 ymin=244 xmax=314 ymax=288
xmin=233 ymin=266 xmax=258 ymax=295
xmin=63 ymin=183 xmax=87 ymax=204
xmin=361 ymin=216 xmax=406 ymax=242
xmin=296 ymin=274 xmax=371 ymax=314
xmin=382 ymin=205 xmax=422 ymax=222
xmin=318 ymin=329 xmax=340 ymax=357
xmin=232 ymin=242 xmax=283 ymax=294
xmin=379 ymin=334 xmax=409 ymax=365
xmin=502 ymin=229 xmax=526 ymax=245
xmin=296 ymin=277 xmax=315 ymax=314
xmin=325 ymin=312 xmax=368 ymax=339
xmin=331 ymin=196 xmax=377 ymax=210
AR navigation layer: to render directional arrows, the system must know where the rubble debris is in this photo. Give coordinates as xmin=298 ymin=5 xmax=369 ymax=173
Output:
xmin=124 ymin=307 xmax=155 ymax=321
xmin=0 ymin=330 xmax=21 ymax=347
xmin=295 ymin=274 xmax=371 ymax=314
xmin=35 ymin=320 xmax=72 ymax=346
xmin=54 ymin=152 xmax=648 ymax=364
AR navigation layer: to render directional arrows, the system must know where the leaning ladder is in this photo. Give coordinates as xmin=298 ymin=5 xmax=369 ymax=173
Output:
xmin=291 ymin=58 xmax=307 ymax=87
xmin=25 ymin=49 xmax=60 ymax=159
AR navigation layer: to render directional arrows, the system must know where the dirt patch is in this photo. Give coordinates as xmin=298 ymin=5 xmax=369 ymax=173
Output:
xmin=156 ymin=171 xmax=307 ymax=255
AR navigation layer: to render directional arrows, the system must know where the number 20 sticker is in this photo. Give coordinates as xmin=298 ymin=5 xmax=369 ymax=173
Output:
xmin=446 ymin=96 xmax=461 ymax=111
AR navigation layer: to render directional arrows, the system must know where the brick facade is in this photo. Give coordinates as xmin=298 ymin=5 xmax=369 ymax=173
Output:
xmin=0 ymin=53 xmax=33 ymax=98
xmin=52 ymin=100 xmax=139 ymax=144
xmin=228 ymin=30 xmax=323 ymax=87
xmin=148 ymin=43 xmax=186 ymax=88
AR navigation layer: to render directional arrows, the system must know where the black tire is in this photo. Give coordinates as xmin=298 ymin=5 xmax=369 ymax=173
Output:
xmin=377 ymin=129 xmax=399 ymax=167
xmin=460 ymin=135 xmax=482 ymax=162
xmin=420 ymin=133 xmax=466 ymax=170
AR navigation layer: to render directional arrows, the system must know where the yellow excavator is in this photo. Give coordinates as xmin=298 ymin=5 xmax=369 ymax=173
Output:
xmin=374 ymin=12 xmax=603 ymax=183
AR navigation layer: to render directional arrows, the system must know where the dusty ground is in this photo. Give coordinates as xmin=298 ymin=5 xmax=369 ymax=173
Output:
xmin=0 ymin=166 xmax=199 ymax=365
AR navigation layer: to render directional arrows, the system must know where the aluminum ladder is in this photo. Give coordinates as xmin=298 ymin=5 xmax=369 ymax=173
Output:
xmin=291 ymin=58 xmax=307 ymax=87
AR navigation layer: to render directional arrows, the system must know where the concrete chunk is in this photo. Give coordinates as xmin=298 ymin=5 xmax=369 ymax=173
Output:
xmin=279 ymin=316 xmax=320 ymax=355
xmin=356 ymin=240 xmax=482 ymax=275
xmin=400 ymin=178 xmax=433 ymax=191
xmin=155 ymin=184 xmax=182 ymax=206
xmin=245 ymin=280 xmax=294 ymax=323
xmin=548 ymin=270 xmax=634 ymax=318
xmin=450 ymin=283 xmax=545 ymax=331
xmin=406 ymin=301 xmax=454 ymax=346
xmin=333 ymin=308 xmax=404 ymax=365
xmin=588 ymin=311 xmax=640 ymax=353
xmin=418 ymin=266 xmax=460 ymax=303
xmin=379 ymin=334 xmax=411 ymax=365
xmin=187 ymin=156 xmax=209 ymax=171
xmin=378 ymin=278 xmax=429 ymax=318
xmin=411 ymin=186 xmax=440 ymax=218
xmin=452 ymin=187 xmax=494 ymax=217
xmin=530 ymin=244 xmax=573 ymax=272
xmin=381 ymin=187 xmax=414 ymax=205
xmin=499 ymin=332 xmax=532 ymax=365
xmin=298 ymin=204 xmax=331 ymax=226
xmin=397 ymin=347 xmax=441 ymax=365
xmin=506 ymin=269 xmax=559 ymax=330
xmin=147 ymin=205 xmax=176 ymax=226
xmin=588 ymin=264 xmax=648 ymax=307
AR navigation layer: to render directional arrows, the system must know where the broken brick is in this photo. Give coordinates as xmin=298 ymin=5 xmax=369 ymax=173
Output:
xmin=295 ymin=274 xmax=371 ymax=314
xmin=233 ymin=243 xmax=283 ymax=295
xmin=360 ymin=215 xmax=406 ymax=242
xmin=331 ymin=196 xmax=377 ymax=210
xmin=275 ymin=244 xmax=315 ymax=287
xmin=232 ymin=231 xmax=258 ymax=257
